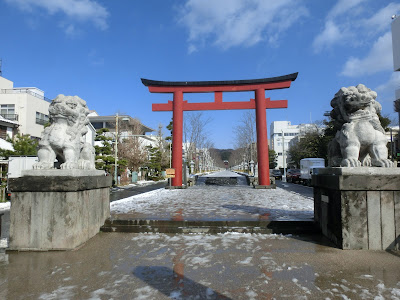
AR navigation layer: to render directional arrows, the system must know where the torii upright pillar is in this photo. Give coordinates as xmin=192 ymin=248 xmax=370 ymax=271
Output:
xmin=255 ymin=88 xmax=270 ymax=186
xmin=172 ymin=90 xmax=183 ymax=186
xmin=142 ymin=73 xmax=298 ymax=188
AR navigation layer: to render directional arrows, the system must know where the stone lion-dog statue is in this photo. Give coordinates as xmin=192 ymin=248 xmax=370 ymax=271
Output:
xmin=328 ymin=84 xmax=393 ymax=168
xmin=33 ymin=94 xmax=95 ymax=170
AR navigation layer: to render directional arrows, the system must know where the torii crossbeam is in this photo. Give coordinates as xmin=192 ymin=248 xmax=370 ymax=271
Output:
xmin=142 ymin=72 xmax=298 ymax=187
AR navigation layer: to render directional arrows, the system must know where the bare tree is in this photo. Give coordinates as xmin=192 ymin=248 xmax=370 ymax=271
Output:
xmin=183 ymin=112 xmax=213 ymax=171
xmin=118 ymin=118 xmax=147 ymax=172
xmin=234 ymin=111 xmax=257 ymax=163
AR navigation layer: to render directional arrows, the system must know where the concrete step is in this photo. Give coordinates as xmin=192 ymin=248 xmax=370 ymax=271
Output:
xmin=100 ymin=218 xmax=319 ymax=234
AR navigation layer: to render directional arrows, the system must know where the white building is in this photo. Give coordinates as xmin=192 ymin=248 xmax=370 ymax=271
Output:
xmin=270 ymin=121 xmax=299 ymax=168
xmin=89 ymin=111 xmax=157 ymax=150
xmin=0 ymin=76 xmax=50 ymax=139
xmin=392 ymin=15 xmax=400 ymax=102
xmin=270 ymin=121 xmax=321 ymax=168
xmin=0 ymin=115 xmax=18 ymax=141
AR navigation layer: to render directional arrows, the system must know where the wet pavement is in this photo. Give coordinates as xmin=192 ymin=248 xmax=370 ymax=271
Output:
xmin=1 ymin=172 xmax=399 ymax=299
xmin=109 ymin=181 xmax=167 ymax=202
xmin=1 ymin=232 xmax=400 ymax=299
xmin=275 ymin=181 xmax=314 ymax=199
xmin=196 ymin=171 xmax=249 ymax=186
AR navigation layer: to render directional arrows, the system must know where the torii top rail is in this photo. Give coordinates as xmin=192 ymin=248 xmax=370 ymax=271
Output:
xmin=142 ymin=72 xmax=298 ymax=187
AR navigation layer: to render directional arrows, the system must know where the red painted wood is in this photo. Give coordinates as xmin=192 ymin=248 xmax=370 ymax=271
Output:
xmin=255 ymin=88 xmax=270 ymax=186
xmin=146 ymin=78 xmax=295 ymax=187
xmin=152 ymin=98 xmax=287 ymax=112
xmin=148 ymin=80 xmax=292 ymax=93
xmin=215 ymin=91 xmax=223 ymax=103
xmin=172 ymin=90 xmax=183 ymax=186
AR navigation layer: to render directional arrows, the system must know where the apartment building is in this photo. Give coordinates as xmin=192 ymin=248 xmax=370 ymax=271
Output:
xmin=0 ymin=76 xmax=50 ymax=139
xmin=270 ymin=121 xmax=300 ymax=168
xmin=270 ymin=121 xmax=323 ymax=168
xmin=89 ymin=111 xmax=156 ymax=147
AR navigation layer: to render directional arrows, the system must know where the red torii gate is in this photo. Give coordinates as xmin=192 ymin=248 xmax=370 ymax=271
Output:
xmin=141 ymin=73 xmax=298 ymax=187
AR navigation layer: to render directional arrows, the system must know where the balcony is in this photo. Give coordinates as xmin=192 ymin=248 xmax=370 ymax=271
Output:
xmin=1 ymin=114 xmax=18 ymax=121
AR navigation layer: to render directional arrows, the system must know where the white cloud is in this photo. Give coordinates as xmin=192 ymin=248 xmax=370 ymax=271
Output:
xmin=312 ymin=1 xmax=398 ymax=53
xmin=177 ymin=0 xmax=309 ymax=52
xmin=312 ymin=20 xmax=344 ymax=52
xmin=376 ymin=72 xmax=400 ymax=95
xmin=64 ymin=24 xmax=78 ymax=37
xmin=327 ymin=0 xmax=366 ymax=19
xmin=362 ymin=2 xmax=400 ymax=35
xmin=341 ymin=32 xmax=393 ymax=77
xmin=313 ymin=1 xmax=400 ymax=77
xmin=5 ymin=0 xmax=109 ymax=31
xmin=312 ymin=0 xmax=366 ymax=52
xmin=88 ymin=49 xmax=105 ymax=66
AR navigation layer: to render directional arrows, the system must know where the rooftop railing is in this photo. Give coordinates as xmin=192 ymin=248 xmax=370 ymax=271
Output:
xmin=0 ymin=88 xmax=52 ymax=102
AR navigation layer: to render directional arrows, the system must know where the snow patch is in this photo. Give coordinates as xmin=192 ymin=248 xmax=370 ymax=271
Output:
xmin=0 ymin=202 xmax=10 ymax=211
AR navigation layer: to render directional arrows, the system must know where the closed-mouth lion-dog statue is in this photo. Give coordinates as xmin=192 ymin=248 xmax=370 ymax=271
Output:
xmin=328 ymin=84 xmax=394 ymax=168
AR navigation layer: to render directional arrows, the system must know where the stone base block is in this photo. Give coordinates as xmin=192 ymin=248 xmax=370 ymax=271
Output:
xmin=8 ymin=174 xmax=111 ymax=251
xmin=165 ymin=185 xmax=187 ymax=189
xmin=313 ymin=168 xmax=400 ymax=250
xmin=254 ymin=185 xmax=276 ymax=189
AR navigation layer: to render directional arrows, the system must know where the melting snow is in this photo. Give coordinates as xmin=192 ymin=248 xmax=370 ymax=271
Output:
xmin=110 ymin=183 xmax=314 ymax=221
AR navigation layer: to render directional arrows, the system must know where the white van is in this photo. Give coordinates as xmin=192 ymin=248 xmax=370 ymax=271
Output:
xmin=300 ymin=158 xmax=325 ymax=186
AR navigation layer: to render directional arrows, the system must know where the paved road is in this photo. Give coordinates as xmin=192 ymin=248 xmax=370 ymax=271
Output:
xmin=109 ymin=181 xmax=167 ymax=202
xmin=2 ymin=232 xmax=400 ymax=299
xmin=275 ymin=179 xmax=314 ymax=198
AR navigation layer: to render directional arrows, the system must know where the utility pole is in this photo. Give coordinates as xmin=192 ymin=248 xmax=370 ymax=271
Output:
xmin=114 ymin=113 xmax=119 ymax=185
xmin=282 ymin=130 xmax=287 ymax=182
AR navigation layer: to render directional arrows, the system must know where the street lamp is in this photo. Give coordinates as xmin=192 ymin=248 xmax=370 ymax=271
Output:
xmin=114 ymin=113 xmax=130 ymax=186
xmin=190 ymin=160 xmax=195 ymax=174
xmin=282 ymin=130 xmax=287 ymax=182
xmin=114 ymin=113 xmax=119 ymax=185
xmin=250 ymin=160 xmax=254 ymax=175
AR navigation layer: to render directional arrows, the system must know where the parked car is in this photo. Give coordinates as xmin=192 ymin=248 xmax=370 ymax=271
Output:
xmin=286 ymin=169 xmax=301 ymax=183
xmin=270 ymin=169 xmax=282 ymax=180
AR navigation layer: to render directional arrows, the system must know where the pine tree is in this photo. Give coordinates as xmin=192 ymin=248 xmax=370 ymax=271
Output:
xmin=0 ymin=134 xmax=38 ymax=159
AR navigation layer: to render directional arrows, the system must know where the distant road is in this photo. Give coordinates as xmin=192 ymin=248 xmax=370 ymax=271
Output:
xmin=110 ymin=181 xmax=167 ymax=202
xmin=275 ymin=180 xmax=313 ymax=198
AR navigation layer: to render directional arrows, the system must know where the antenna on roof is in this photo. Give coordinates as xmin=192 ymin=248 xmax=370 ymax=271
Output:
xmin=0 ymin=59 xmax=2 ymax=76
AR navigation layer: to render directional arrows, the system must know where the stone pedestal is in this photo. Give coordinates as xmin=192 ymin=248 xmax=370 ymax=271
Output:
xmin=8 ymin=170 xmax=111 ymax=251
xmin=313 ymin=168 xmax=400 ymax=250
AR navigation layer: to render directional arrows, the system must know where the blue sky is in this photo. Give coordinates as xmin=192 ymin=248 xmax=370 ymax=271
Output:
xmin=1 ymin=0 xmax=399 ymax=148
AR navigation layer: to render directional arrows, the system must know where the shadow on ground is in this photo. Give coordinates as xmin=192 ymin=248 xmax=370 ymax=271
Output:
xmin=133 ymin=266 xmax=232 ymax=299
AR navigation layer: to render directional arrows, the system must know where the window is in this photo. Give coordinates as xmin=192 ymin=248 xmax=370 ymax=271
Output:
xmin=92 ymin=122 xmax=104 ymax=129
xmin=0 ymin=104 xmax=17 ymax=120
xmin=278 ymin=152 xmax=283 ymax=156
xmin=36 ymin=112 xmax=49 ymax=125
